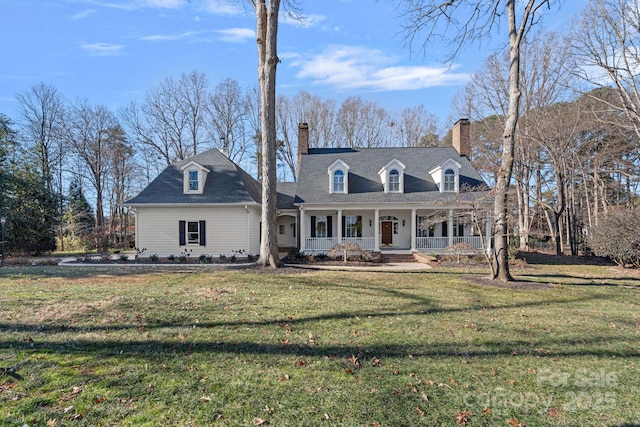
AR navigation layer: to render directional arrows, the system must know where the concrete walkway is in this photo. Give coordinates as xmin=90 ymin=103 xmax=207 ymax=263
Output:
xmin=283 ymin=262 xmax=431 ymax=272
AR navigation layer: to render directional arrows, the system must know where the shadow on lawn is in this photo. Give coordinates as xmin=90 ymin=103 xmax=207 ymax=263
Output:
xmin=516 ymin=272 xmax=640 ymax=287
xmin=0 ymin=285 xmax=632 ymax=361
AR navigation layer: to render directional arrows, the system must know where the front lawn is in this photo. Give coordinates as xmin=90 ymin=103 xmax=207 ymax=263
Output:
xmin=0 ymin=261 xmax=639 ymax=426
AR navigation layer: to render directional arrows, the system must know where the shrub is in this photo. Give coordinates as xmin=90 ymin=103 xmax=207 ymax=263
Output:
xmin=167 ymin=254 xmax=176 ymax=261
xmin=199 ymin=254 xmax=213 ymax=263
xmin=247 ymin=254 xmax=256 ymax=262
xmin=149 ymin=254 xmax=159 ymax=262
xmin=588 ymin=208 xmax=640 ymax=267
xmin=119 ymin=254 xmax=129 ymax=262
xmin=218 ymin=254 xmax=227 ymax=262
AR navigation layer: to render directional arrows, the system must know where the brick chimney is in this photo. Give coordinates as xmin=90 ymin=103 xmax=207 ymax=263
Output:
xmin=297 ymin=122 xmax=309 ymax=176
xmin=452 ymin=118 xmax=471 ymax=160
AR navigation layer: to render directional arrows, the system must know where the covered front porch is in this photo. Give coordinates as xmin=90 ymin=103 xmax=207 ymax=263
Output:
xmin=298 ymin=206 xmax=491 ymax=254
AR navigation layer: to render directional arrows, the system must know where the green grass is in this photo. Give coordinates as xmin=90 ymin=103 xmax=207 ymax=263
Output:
xmin=0 ymin=262 xmax=639 ymax=426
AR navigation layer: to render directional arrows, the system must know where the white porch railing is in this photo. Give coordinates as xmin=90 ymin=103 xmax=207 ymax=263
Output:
xmin=453 ymin=236 xmax=483 ymax=249
xmin=304 ymin=237 xmax=338 ymax=251
xmin=305 ymin=237 xmax=484 ymax=252
xmin=342 ymin=237 xmax=375 ymax=250
xmin=416 ymin=237 xmax=449 ymax=250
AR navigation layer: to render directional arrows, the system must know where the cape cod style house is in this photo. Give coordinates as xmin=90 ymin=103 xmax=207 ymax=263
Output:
xmin=125 ymin=119 xmax=492 ymax=258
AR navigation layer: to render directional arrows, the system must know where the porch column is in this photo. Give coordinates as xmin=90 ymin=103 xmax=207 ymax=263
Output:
xmin=410 ymin=208 xmax=416 ymax=251
xmin=337 ymin=209 xmax=343 ymax=244
xmin=299 ymin=208 xmax=306 ymax=252
xmin=374 ymin=209 xmax=380 ymax=251
xmin=448 ymin=209 xmax=454 ymax=247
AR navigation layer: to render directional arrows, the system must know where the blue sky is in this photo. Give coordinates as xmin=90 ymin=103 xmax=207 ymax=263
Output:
xmin=1 ymin=0 xmax=587 ymax=127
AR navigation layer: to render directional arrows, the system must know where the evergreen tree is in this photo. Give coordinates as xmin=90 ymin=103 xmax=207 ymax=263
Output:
xmin=0 ymin=114 xmax=58 ymax=255
xmin=65 ymin=179 xmax=95 ymax=246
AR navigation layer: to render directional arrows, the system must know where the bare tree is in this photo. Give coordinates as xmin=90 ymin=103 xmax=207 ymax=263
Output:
xmin=15 ymin=82 xmax=67 ymax=248
xmin=252 ymin=0 xmax=302 ymax=267
xmin=571 ymin=0 xmax=640 ymax=141
xmin=121 ymin=71 xmax=210 ymax=167
xmin=206 ymin=77 xmax=251 ymax=162
xmin=63 ymin=100 xmax=122 ymax=251
xmin=398 ymin=0 xmax=562 ymax=280
xmin=337 ymin=96 xmax=393 ymax=148
xmin=396 ymin=105 xmax=440 ymax=147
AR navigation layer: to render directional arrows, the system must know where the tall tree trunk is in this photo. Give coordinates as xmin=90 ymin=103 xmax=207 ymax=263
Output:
xmin=256 ymin=0 xmax=280 ymax=268
xmin=492 ymin=0 xmax=525 ymax=281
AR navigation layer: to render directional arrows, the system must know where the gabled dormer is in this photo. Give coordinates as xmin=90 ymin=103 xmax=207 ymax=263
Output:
xmin=429 ymin=158 xmax=462 ymax=193
xmin=378 ymin=159 xmax=406 ymax=193
xmin=328 ymin=159 xmax=350 ymax=194
xmin=181 ymin=161 xmax=210 ymax=195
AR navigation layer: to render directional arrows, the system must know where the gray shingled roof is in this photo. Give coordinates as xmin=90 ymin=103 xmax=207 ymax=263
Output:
xmin=295 ymin=147 xmax=488 ymax=204
xmin=125 ymin=149 xmax=262 ymax=205
xmin=276 ymin=182 xmax=298 ymax=210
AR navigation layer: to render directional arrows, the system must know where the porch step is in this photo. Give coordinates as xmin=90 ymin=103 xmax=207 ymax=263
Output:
xmin=380 ymin=253 xmax=417 ymax=263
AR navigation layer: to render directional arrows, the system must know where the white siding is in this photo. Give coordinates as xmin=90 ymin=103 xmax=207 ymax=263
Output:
xmin=135 ymin=206 xmax=260 ymax=258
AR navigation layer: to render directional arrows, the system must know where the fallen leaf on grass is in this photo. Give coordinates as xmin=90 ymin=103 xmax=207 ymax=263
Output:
xmin=456 ymin=410 xmax=473 ymax=425
xmin=482 ymin=407 xmax=491 ymax=414
xmin=47 ymin=419 xmax=57 ymax=426
xmin=253 ymin=417 xmax=266 ymax=425
xmin=348 ymin=355 xmax=359 ymax=367
xmin=506 ymin=418 xmax=524 ymax=427
xmin=547 ymin=407 xmax=560 ymax=417
xmin=415 ymin=405 xmax=425 ymax=416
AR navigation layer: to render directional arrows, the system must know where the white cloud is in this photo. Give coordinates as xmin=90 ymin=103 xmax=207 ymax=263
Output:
xmin=140 ymin=31 xmax=200 ymax=41
xmin=71 ymin=9 xmax=97 ymax=20
xmin=290 ymin=45 xmax=471 ymax=92
xmin=281 ymin=13 xmax=326 ymax=28
xmin=82 ymin=0 xmax=186 ymax=10
xmin=80 ymin=42 xmax=124 ymax=56
xmin=201 ymin=0 xmax=244 ymax=16
xmin=216 ymin=28 xmax=254 ymax=43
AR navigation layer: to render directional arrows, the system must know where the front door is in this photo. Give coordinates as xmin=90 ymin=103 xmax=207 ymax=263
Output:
xmin=381 ymin=221 xmax=393 ymax=246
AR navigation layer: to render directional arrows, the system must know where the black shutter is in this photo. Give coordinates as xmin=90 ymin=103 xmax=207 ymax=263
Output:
xmin=442 ymin=221 xmax=448 ymax=237
xmin=311 ymin=216 xmax=316 ymax=238
xmin=199 ymin=220 xmax=206 ymax=246
xmin=327 ymin=216 xmax=333 ymax=237
xmin=179 ymin=220 xmax=186 ymax=246
xmin=342 ymin=216 xmax=346 ymax=238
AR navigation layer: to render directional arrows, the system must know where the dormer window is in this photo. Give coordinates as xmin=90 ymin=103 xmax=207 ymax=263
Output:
xmin=333 ymin=170 xmax=344 ymax=192
xmin=328 ymin=159 xmax=349 ymax=194
xmin=188 ymin=170 xmax=199 ymax=191
xmin=181 ymin=161 xmax=210 ymax=195
xmin=389 ymin=169 xmax=400 ymax=192
xmin=429 ymin=159 xmax=461 ymax=193
xmin=378 ymin=159 xmax=406 ymax=193
xmin=444 ymin=169 xmax=455 ymax=192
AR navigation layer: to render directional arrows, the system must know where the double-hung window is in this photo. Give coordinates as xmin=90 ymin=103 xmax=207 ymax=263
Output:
xmin=179 ymin=220 xmax=206 ymax=246
xmin=444 ymin=169 xmax=455 ymax=192
xmin=389 ymin=169 xmax=400 ymax=192
xmin=188 ymin=170 xmax=199 ymax=191
xmin=333 ymin=170 xmax=344 ymax=193
xmin=345 ymin=215 xmax=362 ymax=238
